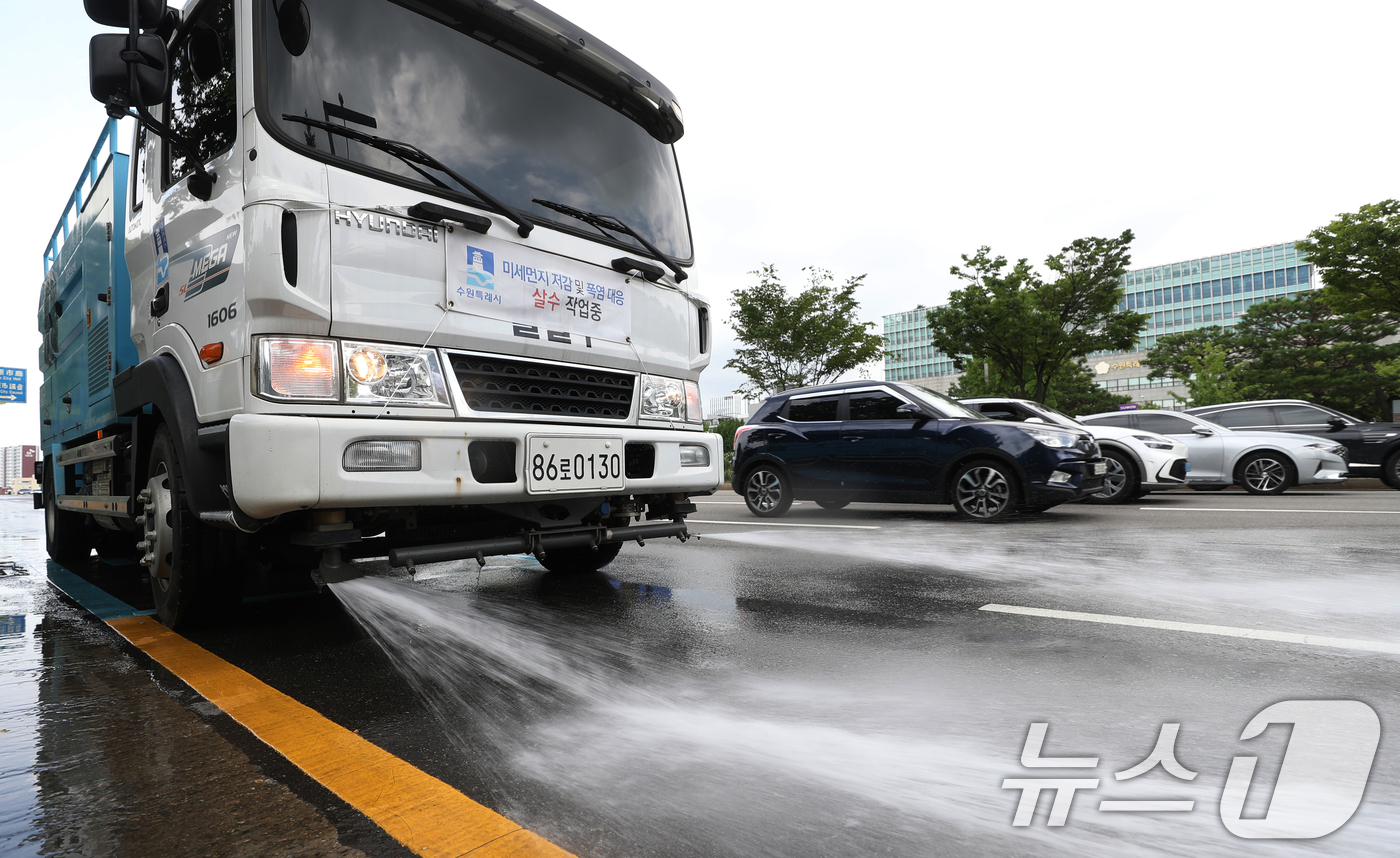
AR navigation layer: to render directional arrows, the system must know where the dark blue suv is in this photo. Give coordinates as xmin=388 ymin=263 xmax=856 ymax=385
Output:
xmin=732 ymin=381 xmax=1105 ymax=520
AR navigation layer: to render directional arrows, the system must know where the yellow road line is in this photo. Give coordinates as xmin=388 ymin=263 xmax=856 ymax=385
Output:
xmin=107 ymin=615 xmax=574 ymax=858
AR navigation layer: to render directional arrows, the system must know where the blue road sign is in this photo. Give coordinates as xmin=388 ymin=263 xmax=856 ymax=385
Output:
xmin=0 ymin=368 xmax=25 ymax=404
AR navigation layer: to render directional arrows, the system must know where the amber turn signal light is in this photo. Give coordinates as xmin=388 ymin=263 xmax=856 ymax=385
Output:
xmin=199 ymin=342 xmax=224 ymax=364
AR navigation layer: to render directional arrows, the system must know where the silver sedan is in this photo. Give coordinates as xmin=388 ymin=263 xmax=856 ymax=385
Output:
xmin=1078 ymin=409 xmax=1348 ymax=495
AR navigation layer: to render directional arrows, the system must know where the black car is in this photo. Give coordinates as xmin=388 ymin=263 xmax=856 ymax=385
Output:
xmin=1184 ymin=399 xmax=1400 ymax=488
xmin=731 ymin=381 xmax=1106 ymax=521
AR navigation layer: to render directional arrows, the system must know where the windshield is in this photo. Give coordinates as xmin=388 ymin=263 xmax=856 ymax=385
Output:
xmin=903 ymin=385 xmax=985 ymax=420
xmin=1029 ymin=403 xmax=1082 ymax=428
xmin=256 ymin=0 xmax=692 ymax=260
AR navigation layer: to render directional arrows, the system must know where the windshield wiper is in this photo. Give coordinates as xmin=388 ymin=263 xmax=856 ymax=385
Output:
xmin=281 ymin=114 xmax=534 ymax=238
xmin=531 ymin=198 xmax=687 ymax=283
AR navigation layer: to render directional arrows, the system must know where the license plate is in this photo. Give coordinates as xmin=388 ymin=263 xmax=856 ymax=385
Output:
xmin=526 ymin=436 xmax=625 ymax=494
xmin=1092 ymin=461 xmax=1107 ymax=476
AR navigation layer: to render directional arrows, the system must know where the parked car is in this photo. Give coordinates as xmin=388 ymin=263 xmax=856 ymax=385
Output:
xmin=732 ymin=381 xmax=1106 ymax=521
xmin=1077 ymin=409 xmax=1348 ymax=495
xmin=960 ymin=397 xmax=1188 ymax=504
xmin=1184 ymin=399 xmax=1400 ymax=489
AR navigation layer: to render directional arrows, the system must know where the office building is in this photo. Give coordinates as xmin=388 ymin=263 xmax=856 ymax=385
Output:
xmin=0 ymin=445 xmax=37 ymax=492
xmin=883 ymin=240 xmax=1316 ymax=405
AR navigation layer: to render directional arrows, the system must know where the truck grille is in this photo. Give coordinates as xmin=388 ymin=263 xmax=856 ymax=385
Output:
xmin=448 ymin=354 xmax=634 ymax=419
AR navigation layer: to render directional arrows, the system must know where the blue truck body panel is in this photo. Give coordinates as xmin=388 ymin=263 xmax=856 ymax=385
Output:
xmin=38 ymin=119 xmax=139 ymax=465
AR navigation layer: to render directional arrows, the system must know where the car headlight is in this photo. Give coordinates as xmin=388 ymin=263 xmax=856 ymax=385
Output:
xmin=1305 ymin=442 xmax=1347 ymax=458
xmin=640 ymin=374 xmax=702 ymax=423
xmin=1023 ymin=426 xmax=1082 ymax=449
xmin=1131 ymin=434 xmax=1175 ymax=451
xmin=256 ymin=337 xmax=340 ymax=401
xmin=343 ymin=341 xmax=450 ymax=407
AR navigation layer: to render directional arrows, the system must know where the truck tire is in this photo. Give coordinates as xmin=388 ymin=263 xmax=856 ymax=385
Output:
xmin=142 ymin=426 xmax=240 ymax=628
xmin=44 ymin=462 xmax=94 ymax=566
xmin=536 ymin=541 xmax=623 ymax=574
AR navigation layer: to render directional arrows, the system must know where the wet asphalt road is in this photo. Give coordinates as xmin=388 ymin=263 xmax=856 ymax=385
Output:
xmin=3 ymin=486 xmax=1400 ymax=857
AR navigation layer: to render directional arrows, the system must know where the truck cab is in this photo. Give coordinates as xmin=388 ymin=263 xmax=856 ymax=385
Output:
xmin=42 ymin=0 xmax=721 ymax=627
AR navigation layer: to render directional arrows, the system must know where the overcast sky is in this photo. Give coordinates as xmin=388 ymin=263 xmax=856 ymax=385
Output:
xmin=2 ymin=1 xmax=1397 ymax=444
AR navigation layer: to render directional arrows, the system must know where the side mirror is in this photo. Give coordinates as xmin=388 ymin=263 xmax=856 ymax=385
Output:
xmin=84 ymin=0 xmax=165 ymax=28
xmin=1327 ymin=417 xmax=1346 ymax=431
xmin=89 ymin=33 xmax=168 ymax=108
xmin=1191 ymin=425 xmax=1214 ymax=436
xmin=896 ymin=403 xmax=929 ymax=421
xmin=1023 ymin=416 xmax=1046 ymax=424
xmin=187 ymin=22 xmax=227 ymax=84
xmin=277 ymin=0 xmax=313 ymax=57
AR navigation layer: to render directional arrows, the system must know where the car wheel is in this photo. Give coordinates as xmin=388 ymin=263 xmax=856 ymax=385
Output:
xmin=1084 ymin=450 xmax=1138 ymax=505
xmin=1383 ymin=450 xmax=1400 ymax=490
xmin=951 ymin=460 xmax=1018 ymax=521
xmin=536 ymin=541 xmax=623 ymax=574
xmin=815 ymin=497 xmax=851 ymax=511
xmin=743 ymin=467 xmax=793 ymax=517
xmin=1236 ymin=452 xmax=1296 ymax=495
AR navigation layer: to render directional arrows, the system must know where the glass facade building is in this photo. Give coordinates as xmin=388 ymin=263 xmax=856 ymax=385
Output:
xmin=881 ymin=308 xmax=961 ymax=392
xmin=1117 ymin=241 xmax=1313 ymax=353
xmin=883 ymin=240 xmax=1316 ymax=404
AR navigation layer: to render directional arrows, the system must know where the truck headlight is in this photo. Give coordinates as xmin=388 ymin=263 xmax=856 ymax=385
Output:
xmin=343 ymin=342 xmax=450 ymax=407
xmin=640 ymin=374 xmax=686 ymax=420
xmin=257 ymin=337 xmax=340 ymax=401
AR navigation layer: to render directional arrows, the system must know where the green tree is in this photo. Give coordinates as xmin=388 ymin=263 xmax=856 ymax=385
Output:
xmin=1143 ymin=326 xmax=1239 ymax=382
xmin=714 ymin=417 xmax=744 ymax=483
xmin=927 ymin=231 xmax=1146 ymax=403
xmin=1229 ymin=291 xmax=1400 ymax=419
xmin=725 ymin=265 xmax=884 ymax=397
xmin=948 ymin=357 xmax=1129 ymax=415
xmin=1043 ymin=361 xmax=1133 ymax=417
xmin=946 ymin=357 xmax=1013 ymax=398
xmin=1296 ymin=200 xmax=1400 ymax=316
xmin=1167 ymin=343 xmax=1245 ymax=408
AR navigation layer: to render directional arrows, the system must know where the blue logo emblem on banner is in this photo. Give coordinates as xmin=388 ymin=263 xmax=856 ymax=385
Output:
xmin=466 ymin=246 xmax=495 ymax=290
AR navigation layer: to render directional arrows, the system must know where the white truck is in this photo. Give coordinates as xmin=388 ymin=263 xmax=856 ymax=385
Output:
xmin=40 ymin=0 xmax=720 ymax=627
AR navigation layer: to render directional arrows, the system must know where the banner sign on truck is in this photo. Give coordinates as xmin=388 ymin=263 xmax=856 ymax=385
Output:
xmin=445 ymin=233 xmax=632 ymax=343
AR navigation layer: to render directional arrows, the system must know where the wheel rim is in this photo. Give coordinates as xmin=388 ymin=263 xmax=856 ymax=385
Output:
xmin=1095 ymin=457 xmax=1126 ymax=498
xmin=141 ymin=467 xmax=176 ymax=583
xmin=1243 ymin=457 xmax=1286 ymax=492
xmin=746 ymin=470 xmax=783 ymax=512
xmin=956 ymin=466 xmax=1011 ymax=518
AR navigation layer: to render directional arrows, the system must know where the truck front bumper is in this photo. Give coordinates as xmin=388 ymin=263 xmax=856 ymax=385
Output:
xmin=228 ymin=414 xmax=723 ymax=519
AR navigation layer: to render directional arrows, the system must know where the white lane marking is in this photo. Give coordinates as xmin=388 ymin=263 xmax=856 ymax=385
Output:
xmin=1141 ymin=507 xmax=1400 ymax=515
xmin=979 ymin=604 xmax=1400 ymax=655
xmin=686 ymin=519 xmax=880 ymax=530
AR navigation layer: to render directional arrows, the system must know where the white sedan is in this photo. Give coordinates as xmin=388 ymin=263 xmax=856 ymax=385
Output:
xmin=1078 ymin=409 xmax=1348 ymax=495
xmin=961 ymin=397 xmax=1188 ymax=504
